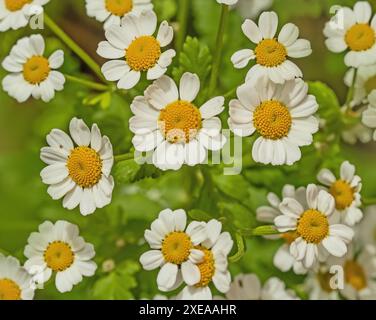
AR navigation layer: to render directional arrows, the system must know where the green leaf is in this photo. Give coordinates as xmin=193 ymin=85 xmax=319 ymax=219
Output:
xmin=187 ymin=209 xmax=213 ymax=222
xmin=93 ymin=260 xmax=140 ymax=300
xmin=218 ymin=201 xmax=257 ymax=230
xmin=113 ymin=159 xmax=141 ymax=185
xmin=213 ymin=174 xmax=250 ymax=202
xmin=172 ymin=37 xmax=212 ymax=88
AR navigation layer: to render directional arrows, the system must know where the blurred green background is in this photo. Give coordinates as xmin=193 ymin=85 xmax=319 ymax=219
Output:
xmin=0 ymin=0 xmax=376 ymax=299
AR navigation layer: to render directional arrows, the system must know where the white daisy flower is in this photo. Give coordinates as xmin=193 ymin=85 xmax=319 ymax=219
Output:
xmin=356 ymin=205 xmax=376 ymax=247
xmin=130 ymin=73 xmax=226 ymax=171
xmin=1 ymin=34 xmax=65 ymax=103
xmin=341 ymin=121 xmax=373 ymax=145
xmin=232 ymin=0 xmax=273 ymax=20
xmin=224 ymin=274 xmax=299 ymax=300
xmin=257 ymin=184 xmax=308 ymax=274
xmin=40 ymin=117 xmax=115 ymax=216
xmin=231 ymin=11 xmax=312 ymax=84
xmin=24 ymin=220 xmax=97 ymax=293
xmin=274 ymin=184 xmax=354 ymax=269
xmin=178 ymin=220 xmax=233 ymax=300
xmin=0 ymin=255 xmax=35 ymax=300
xmin=362 ymin=91 xmax=376 ymax=140
xmin=344 ymin=65 xmax=376 ymax=105
xmin=228 ymin=76 xmax=319 ymax=166
xmin=139 ymin=209 xmax=208 ymax=292
xmin=97 ymin=10 xmax=175 ymax=90
xmin=0 ymin=0 xmax=49 ymax=31
xmin=324 ymin=1 xmax=376 ymax=68
xmin=85 ymin=0 xmax=153 ymax=30
xmin=304 ymin=267 xmax=340 ymax=300
xmin=317 ymin=161 xmax=363 ymax=226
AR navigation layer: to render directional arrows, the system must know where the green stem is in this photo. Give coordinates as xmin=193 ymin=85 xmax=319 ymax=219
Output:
xmin=176 ymin=0 xmax=190 ymax=55
xmin=44 ymin=14 xmax=106 ymax=83
xmin=345 ymin=68 xmax=358 ymax=110
xmin=229 ymin=233 xmax=245 ymax=263
xmin=65 ymin=74 xmax=110 ymax=91
xmin=224 ymin=86 xmax=237 ymax=99
xmin=240 ymin=225 xmax=280 ymax=237
xmin=114 ymin=152 xmax=135 ymax=163
xmin=363 ymin=197 xmax=376 ymax=206
xmin=208 ymin=4 xmax=229 ymax=96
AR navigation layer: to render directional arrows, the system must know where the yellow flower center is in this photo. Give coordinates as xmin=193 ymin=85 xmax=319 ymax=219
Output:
xmin=0 ymin=279 xmax=21 ymax=300
xmin=126 ymin=36 xmax=161 ymax=72
xmin=329 ymin=180 xmax=355 ymax=210
xmin=195 ymin=246 xmax=215 ymax=288
xmin=255 ymin=39 xmax=287 ymax=67
xmin=161 ymin=232 xmax=192 ymax=265
xmin=5 ymin=0 xmax=32 ymax=12
xmin=345 ymin=24 xmax=375 ymax=52
xmin=344 ymin=260 xmax=367 ymax=291
xmin=365 ymin=75 xmax=376 ymax=95
xmin=297 ymin=209 xmax=329 ymax=244
xmin=23 ymin=56 xmax=50 ymax=85
xmin=316 ymin=272 xmax=334 ymax=293
xmin=253 ymin=100 xmax=292 ymax=140
xmin=105 ymin=0 xmax=133 ymax=16
xmin=159 ymin=100 xmax=202 ymax=143
xmin=67 ymin=146 xmax=103 ymax=189
xmin=44 ymin=241 xmax=75 ymax=272
xmin=280 ymin=231 xmax=299 ymax=244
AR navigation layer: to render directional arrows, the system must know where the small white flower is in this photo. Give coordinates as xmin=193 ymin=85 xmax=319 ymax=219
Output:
xmin=0 ymin=254 xmax=35 ymax=300
xmin=2 ymin=34 xmax=65 ymax=103
xmin=130 ymin=72 xmax=226 ymax=171
xmin=341 ymin=121 xmax=373 ymax=145
xmin=40 ymin=117 xmax=115 ymax=216
xmin=178 ymin=220 xmax=233 ymax=300
xmin=344 ymin=65 xmax=376 ymax=105
xmin=97 ymin=10 xmax=175 ymax=90
xmin=257 ymin=185 xmax=307 ymax=274
xmin=362 ymin=91 xmax=376 ymax=140
xmin=274 ymin=184 xmax=354 ymax=269
xmin=224 ymin=274 xmax=299 ymax=300
xmin=232 ymin=0 xmax=273 ymax=20
xmin=317 ymin=161 xmax=363 ymax=226
xmin=304 ymin=267 xmax=340 ymax=300
xmin=85 ymin=0 xmax=153 ymax=29
xmin=24 ymin=220 xmax=97 ymax=293
xmin=229 ymin=76 xmax=319 ymax=166
xmin=231 ymin=11 xmax=312 ymax=84
xmin=139 ymin=209 xmax=208 ymax=292
xmin=0 ymin=0 xmax=49 ymax=31
xmin=324 ymin=1 xmax=376 ymax=68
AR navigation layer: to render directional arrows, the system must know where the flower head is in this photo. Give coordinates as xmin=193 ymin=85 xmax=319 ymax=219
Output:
xmin=232 ymin=11 xmax=312 ymax=84
xmin=24 ymin=220 xmax=97 ymax=293
xmin=2 ymin=34 xmax=65 ymax=103
xmin=362 ymin=91 xmax=376 ymax=140
xmin=130 ymin=72 xmax=226 ymax=171
xmin=229 ymin=76 xmax=319 ymax=166
xmin=97 ymin=10 xmax=175 ymax=89
xmin=40 ymin=118 xmax=114 ymax=216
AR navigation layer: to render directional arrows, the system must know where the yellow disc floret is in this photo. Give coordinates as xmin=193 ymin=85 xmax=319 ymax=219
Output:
xmin=23 ymin=56 xmax=50 ymax=85
xmin=344 ymin=260 xmax=367 ymax=291
xmin=329 ymin=180 xmax=355 ymax=210
xmin=67 ymin=146 xmax=103 ymax=188
xmin=0 ymin=278 xmax=21 ymax=300
xmin=253 ymin=100 xmax=292 ymax=140
xmin=297 ymin=209 xmax=329 ymax=244
xmin=126 ymin=36 xmax=161 ymax=72
xmin=195 ymin=246 xmax=215 ymax=288
xmin=345 ymin=24 xmax=375 ymax=52
xmin=159 ymin=100 xmax=202 ymax=143
xmin=255 ymin=39 xmax=287 ymax=67
xmin=105 ymin=0 xmax=133 ymax=16
xmin=5 ymin=0 xmax=32 ymax=12
xmin=44 ymin=241 xmax=75 ymax=272
xmin=161 ymin=232 xmax=192 ymax=265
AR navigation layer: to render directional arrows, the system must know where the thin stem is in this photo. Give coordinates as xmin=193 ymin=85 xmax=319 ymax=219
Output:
xmin=65 ymin=74 xmax=110 ymax=91
xmin=44 ymin=14 xmax=106 ymax=83
xmin=208 ymin=4 xmax=229 ymax=97
xmin=224 ymin=86 xmax=237 ymax=99
xmin=176 ymin=0 xmax=190 ymax=55
xmin=229 ymin=233 xmax=245 ymax=263
xmin=114 ymin=152 xmax=135 ymax=163
xmin=240 ymin=225 xmax=281 ymax=237
xmin=345 ymin=68 xmax=358 ymax=110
